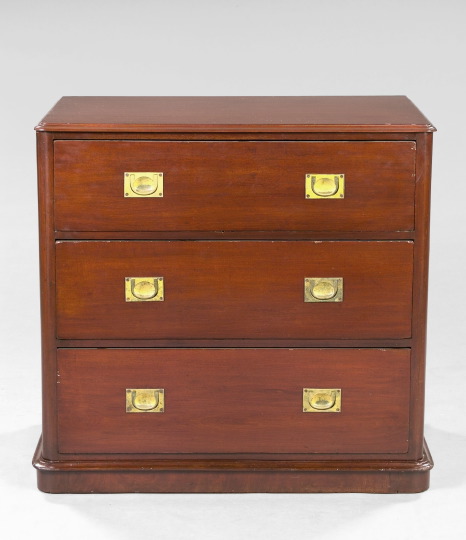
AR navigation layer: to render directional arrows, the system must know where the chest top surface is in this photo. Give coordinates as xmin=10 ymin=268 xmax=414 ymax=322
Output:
xmin=35 ymin=96 xmax=435 ymax=133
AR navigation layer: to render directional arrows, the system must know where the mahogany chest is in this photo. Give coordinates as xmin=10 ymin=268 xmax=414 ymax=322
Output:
xmin=33 ymin=96 xmax=434 ymax=493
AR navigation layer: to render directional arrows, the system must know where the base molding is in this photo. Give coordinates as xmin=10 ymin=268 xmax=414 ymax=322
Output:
xmin=33 ymin=437 xmax=433 ymax=494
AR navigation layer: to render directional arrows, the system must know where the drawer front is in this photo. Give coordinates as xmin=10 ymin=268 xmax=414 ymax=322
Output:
xmin=57 ymin=348 xmax=411 ymax=455
xmin=54 ymin=141 xmax=416 ymax=232
xmin=56 ymin=240 xmax=413 ymax=340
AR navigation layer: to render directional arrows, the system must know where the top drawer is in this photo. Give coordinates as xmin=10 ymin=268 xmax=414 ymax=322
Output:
xmin=54 ymin=141 xmax=416 ymax=232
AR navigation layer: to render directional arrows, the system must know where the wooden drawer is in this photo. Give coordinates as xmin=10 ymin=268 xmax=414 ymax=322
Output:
xmin=56 ymin=240 xmax=413 ymax=340
xmin=57 ymin=348 xmax=411 ymax=455
xmin=54 ymin=141 xmax=416 ymax=232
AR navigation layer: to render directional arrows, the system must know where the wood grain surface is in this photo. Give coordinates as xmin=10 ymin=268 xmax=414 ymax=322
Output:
xmin=36 ymin=96 xmax=435 ymax=133
xmin=55 ymin=240 xmax=414 ymax=340
xmin=54 ymin=140 xmax=416 ymax=232
xmin=34 ymin=97 xmax=435 ymax=493
xmin=57 ymin=348 xmax=411 ymax=455
xmin=34 ymin=438 xmax=433 ymax=494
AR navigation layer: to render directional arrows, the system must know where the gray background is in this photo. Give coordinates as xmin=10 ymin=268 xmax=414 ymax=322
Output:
xmin=1 ymin=0 xmax=465 ymax=538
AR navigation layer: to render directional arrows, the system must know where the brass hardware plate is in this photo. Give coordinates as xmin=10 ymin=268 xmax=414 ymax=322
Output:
xmin=125 ymin=277 xmax=164 ymax=302
xmin=304 ymin=277 xmax=343 ymax=302
xmin=303 ymin=388 xmax=341 ymax=413
xmin=126 ymin=389 xmax=165 ymax=413
xmin=305 ymin=174 xmax=344 ymax=199
xmin=124 ymin=172 xmax=164 ymax=197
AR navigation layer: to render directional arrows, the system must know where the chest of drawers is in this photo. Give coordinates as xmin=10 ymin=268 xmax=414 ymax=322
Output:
xmin=33 ymin=96 xmax=434 ymax=493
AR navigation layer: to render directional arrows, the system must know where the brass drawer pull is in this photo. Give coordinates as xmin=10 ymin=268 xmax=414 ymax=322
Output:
xmin=124 ymin=172 xmax=164 ymax=197
xmin=305 ymin=174 xmax=344 ymax=199
xmin=126 ymin=389 xmax=164 ymax=413
xmin=303 ymin=388 xmax=341 ymax=413
xmin=304 ymin=277 xmax=343 ymax=302
xmin=125 ymin=277 xmax=164 ymax=302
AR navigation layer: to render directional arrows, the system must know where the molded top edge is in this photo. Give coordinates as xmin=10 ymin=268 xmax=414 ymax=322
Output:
xmin=35 ymin=96 xmax=436 ymax=133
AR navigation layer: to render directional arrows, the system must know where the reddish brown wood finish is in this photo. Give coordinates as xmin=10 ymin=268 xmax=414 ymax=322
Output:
xmin=33 ymin=437 xmax=433 ymax=494
xmin=37 ymin=132 xmax=58 ymax=460
xmin=54 ymin=141 xmax=416 ymax=232
xmin=57 ymin=348 xmax=410 ymax=455
xmin=55 ymin=240 xmax=414 ymax=340
xmin=36 ymin=96 xmax=435 ymax=133
xmin=34 ymin=96 xmax=435 ymax=493
xmin=50 ymin=131 xmax=420 ymax=141
xmin=409 ymin=132 xmax=433 ymax=458
xmin=57 ymin=338 xmax=412 ymax=349
xmin=55 ymin=230 xmax=417 ymax=240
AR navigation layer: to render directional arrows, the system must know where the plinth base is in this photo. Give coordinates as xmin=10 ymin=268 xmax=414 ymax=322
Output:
xmin=33 ymin=437 xmax=433 ymax=494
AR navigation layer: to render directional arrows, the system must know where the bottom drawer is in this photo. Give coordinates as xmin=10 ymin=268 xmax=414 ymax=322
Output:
xmin=57 ymin=348 xmax=410 ymax=455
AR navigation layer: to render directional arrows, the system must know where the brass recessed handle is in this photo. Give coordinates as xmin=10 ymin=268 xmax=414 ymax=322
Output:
xmin=305 ymin=174 xmax=344 ymax=199
xmin=312 ymin=280 xmax=337 ymax=300
xmin=124 ymin=172 xmax=164 ymax=197
xmin=303 ymin=389 xmax=341 ymax=413
xmin=304 ymin=277 xmax=343 ymax=302
xmin=132 ymin=279 xmax=157 ymax=299
xmin=131 ymin=175 xmax=157 ymax=195
xmin=126 ymin=389 xmax=164 ymax=413
xmin=125 ymin=277 xmax=164 ymax=302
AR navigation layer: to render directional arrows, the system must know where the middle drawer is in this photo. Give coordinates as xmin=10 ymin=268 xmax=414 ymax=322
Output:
xmin=56 ymin=241 xmax=413 ymax=340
